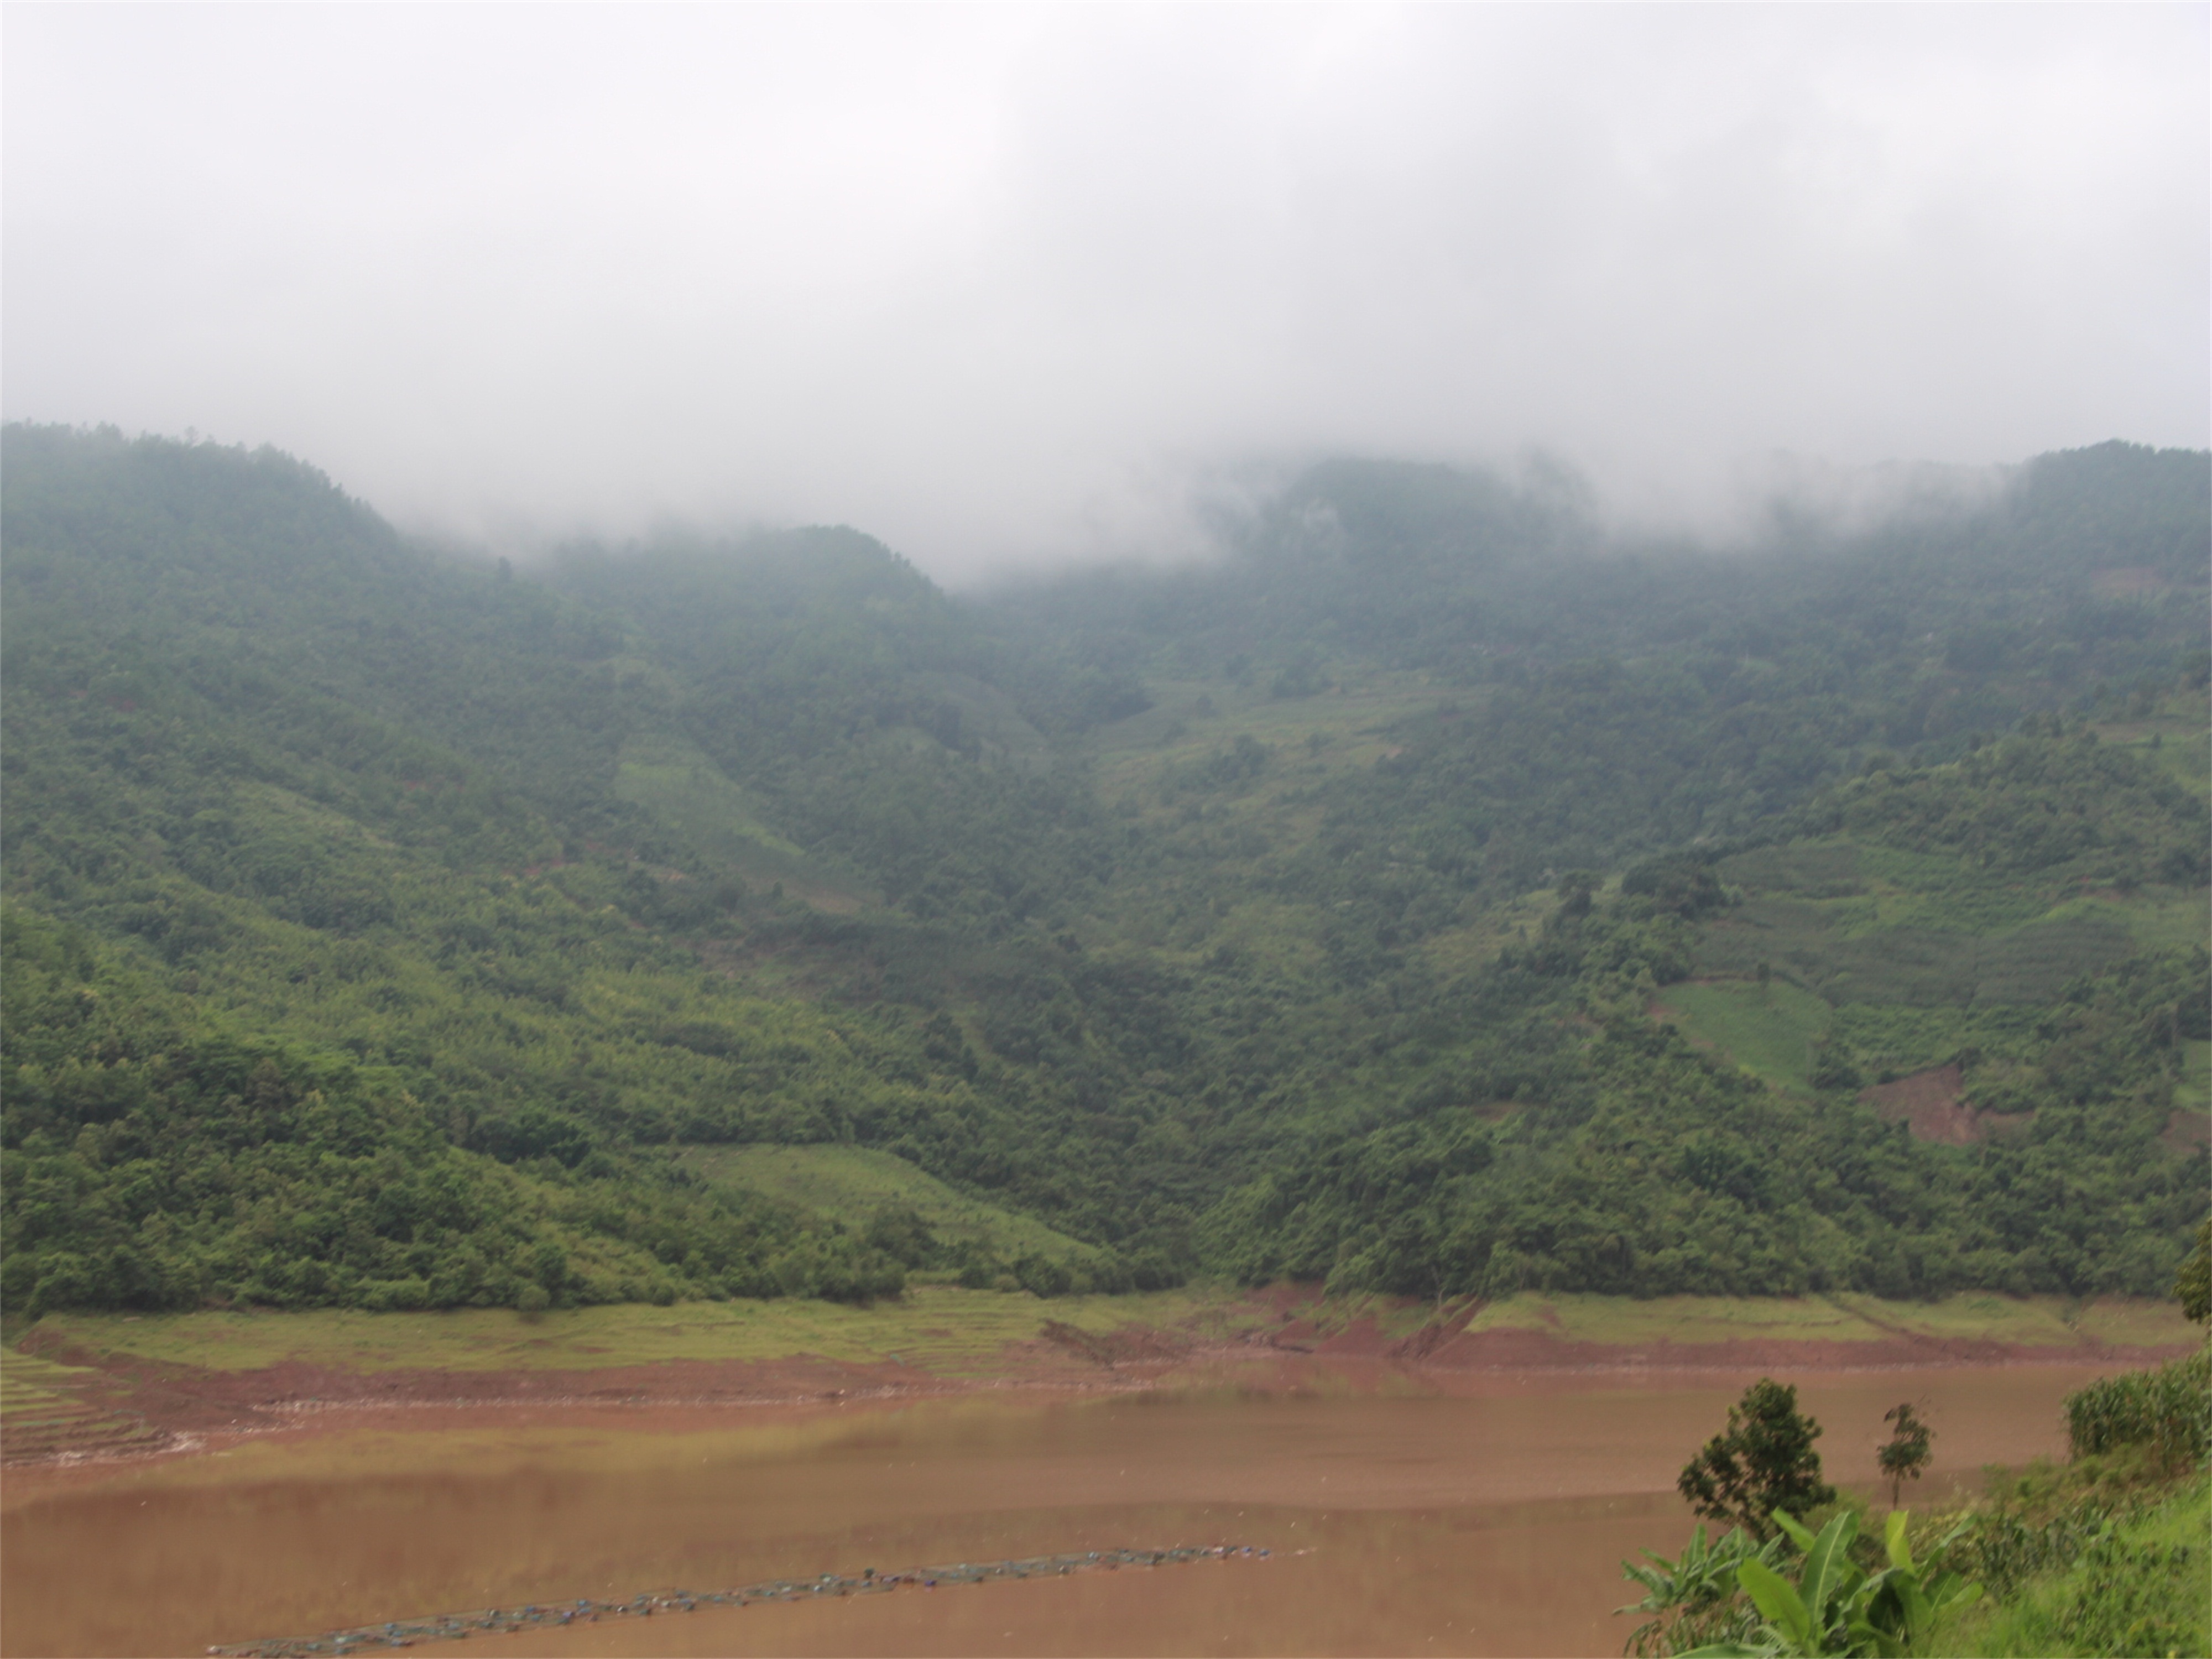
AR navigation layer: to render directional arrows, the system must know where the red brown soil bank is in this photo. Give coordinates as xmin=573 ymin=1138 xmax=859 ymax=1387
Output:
xmin=4 ymin=1339 xmax=1145 ymax=1455
xmin=9 ymin=1297 xmax=2199 ymax=1468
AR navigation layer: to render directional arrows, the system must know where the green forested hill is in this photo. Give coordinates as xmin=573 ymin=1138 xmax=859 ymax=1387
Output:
xmin=1204 ymin=757 xmax=2208 ymax=1301
xmin=3 ymin=424 xmax=2205 ymax=1316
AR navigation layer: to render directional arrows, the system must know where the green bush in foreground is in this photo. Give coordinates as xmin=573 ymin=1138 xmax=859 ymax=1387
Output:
xmin=1939 ymin=1475 xmax=2209 ymax=1658
xmin=1620 ymin=1526 xmax=1787 ymax=1656
xmin=1632 ymin=1509 xmax=1980 ymax=1659
xmin=2065 ymin=1348 xmax=2211 ymax=1473
xmin=1914 ymin=1347 xmax=2209 ymax=1657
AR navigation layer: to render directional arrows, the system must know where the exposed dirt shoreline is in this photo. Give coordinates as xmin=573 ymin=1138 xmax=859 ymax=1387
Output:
xmin=7 ymin=1300 xmax=2197 ymax=1477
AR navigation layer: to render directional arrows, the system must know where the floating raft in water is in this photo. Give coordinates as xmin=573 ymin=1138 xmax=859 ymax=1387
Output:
xmin=207 ymin=1543 xmax=1271 ymax=1657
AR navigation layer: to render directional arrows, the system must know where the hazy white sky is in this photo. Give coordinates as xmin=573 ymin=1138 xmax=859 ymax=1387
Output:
xmin=5 ymin=4 xmax=2206 ymax=577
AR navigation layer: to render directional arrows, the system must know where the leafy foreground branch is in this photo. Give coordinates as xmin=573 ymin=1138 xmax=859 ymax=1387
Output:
xmin=1681 ymin=1509 xmax=1981 ymax=1659
xmin=1621 ymin=1526 xmax=1787 ymax=1656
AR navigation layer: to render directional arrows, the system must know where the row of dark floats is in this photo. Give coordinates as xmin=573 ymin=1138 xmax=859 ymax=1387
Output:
xmin=209 ymin=1543 xmax=1271 ymax=1656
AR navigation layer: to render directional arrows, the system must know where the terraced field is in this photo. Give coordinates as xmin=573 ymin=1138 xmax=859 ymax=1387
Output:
xmin=0 ymin=1350 xmax=169 ymax=1464
xmin=1665 ymin=711 xmax=2210 ymax=1113
xmin=1693 ymin=889 xmax=2149 ymax=1010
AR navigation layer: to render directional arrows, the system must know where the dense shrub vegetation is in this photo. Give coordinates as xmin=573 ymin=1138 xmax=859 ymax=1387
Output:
xmin=3 ymin=424 xmax=2205 ymax=1312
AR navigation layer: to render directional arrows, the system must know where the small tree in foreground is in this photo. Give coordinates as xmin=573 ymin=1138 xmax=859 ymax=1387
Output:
xmin=1875 ymin=1402 xmax=1932 ymax=1508
xmin=1679 ymin=1378 xmax=1837 ymax=1540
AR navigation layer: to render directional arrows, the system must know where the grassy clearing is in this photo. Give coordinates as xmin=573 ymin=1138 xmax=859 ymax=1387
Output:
xmin=1201 ymin=894 xmax=1333 ymax=975
xmin=1850 ymin=847 xmax=2060 ymax=935
xmin=614 ymin=733 xmax=871 ymax=912
xmin=1715 ymin=839 xmax=1866 ymax=899
xmin=1464 ymin=1293 xmax=1882 ymax=1347
xmin=677 ymin=1144 xmax=1104 ymax=1266
xmin=2120 ymin=888 xmax=2212 ymax=953
xmin=2091 ymin=688 xmax=2211 ymax=799
xmin=1697 ymin=884 xmax=2197 ymax=1011
xmin=907 ymin=669 xmax=1056 ymax=770
xmin=1827 ymin=1293 xmax=2201 ymax=1350
xmin=1416 ymin=883 xmax=1563 ymax=979
xmin=14 ymin=1291 xmax=2194 ymax=1386
xmin=2177 ymin=1040 xmax=2211 ymax=1112
xmin=1828 ymin=1002 xmax=2042 ymax=1081
xmin=16 ymin=1285 xmax=1271 ymax=1378
xmin=1654 ymin=979 xmax=1832 ymax=1092
xmin=2057 ymin=1300 xmax=2208 ymax=1351
xmin=1091 ymin=669 xmax=1444 ymax=782
xmin=1461 ymin=1292 xmax=2199 ymax=1352
xmin=1706 ymin=825 xmax=2205 ymax=1020
xmin=1066 ymin=667 xmax=1450 ymax=976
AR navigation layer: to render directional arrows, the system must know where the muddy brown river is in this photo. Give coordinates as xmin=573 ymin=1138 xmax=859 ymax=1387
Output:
xmin=2 ymin=1363 xmax=2112 ymax=1657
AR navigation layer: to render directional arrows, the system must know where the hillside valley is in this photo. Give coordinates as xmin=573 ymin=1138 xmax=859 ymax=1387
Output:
xmin=3 ymin=425 xmax=2206 ymax=1326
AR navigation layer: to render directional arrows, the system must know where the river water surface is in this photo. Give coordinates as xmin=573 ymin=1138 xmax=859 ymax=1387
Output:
xmin=2 ymin=1362 xmax=2111 ymax=1657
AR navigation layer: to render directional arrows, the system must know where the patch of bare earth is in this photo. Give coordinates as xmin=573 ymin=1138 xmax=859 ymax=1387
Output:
xmin=1859 ymin=1064 xmax=2034 ymax=1146
xmin=2159 ymin=1107 xmax=2210 ymax=1158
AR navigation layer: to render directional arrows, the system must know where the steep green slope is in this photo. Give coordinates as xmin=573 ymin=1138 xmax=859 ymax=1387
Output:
xmin=1202 ymin=728 xmax=2208 ymax=1301
xmin=0 ymin=905 xmax=919 ymax=1313
xmin=0 ymin=429 xmax=1212 ymax=1304
xmin=3 ymin=423 xmax=2206 ymax=1318
xmin=1672 ymin=698 xmax=2210 ymax=1097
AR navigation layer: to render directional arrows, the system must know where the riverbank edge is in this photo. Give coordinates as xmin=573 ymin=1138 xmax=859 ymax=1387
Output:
xmin=5 ymin=1287 xmax=2198 ymax=1473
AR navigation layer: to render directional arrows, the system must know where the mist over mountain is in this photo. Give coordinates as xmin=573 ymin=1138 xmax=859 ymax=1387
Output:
xmin=5 ymin=7 xmax=2204 ymax=573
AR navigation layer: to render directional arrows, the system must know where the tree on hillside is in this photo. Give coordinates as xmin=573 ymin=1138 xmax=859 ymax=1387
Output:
xmin=1678 ymin=1378 xmax=1837 ymax=1538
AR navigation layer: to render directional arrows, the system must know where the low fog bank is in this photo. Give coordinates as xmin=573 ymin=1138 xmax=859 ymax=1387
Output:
xmin=13 ymin=419 xmax=2172 ymax=601
xmin=948 ymin=445 xmax=2031 ymax=593
xmin=152 ymin=421 xmax=2036 ymax=591
xmin=6 ymin=7 xmax=2204 ymax=584
xmin=474 ymin=440 xmax=2046 ymax=597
